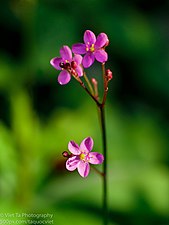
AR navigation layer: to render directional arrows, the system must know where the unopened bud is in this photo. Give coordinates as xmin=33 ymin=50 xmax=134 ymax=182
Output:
xmin=106 ymin=69 xmax=113 ymax=81
xmin=91 ymin=78 xmax=98 ymax=98
xmin=59 ymin=62 xmax=65 ymax=68
xmin=71 ymin=61 xmax=77 ymax=69
xmin=62 ymin=151 xmax=69 ymax=158
xmin=65 ymin=62 xmax=71 ymax=69
xmin=91 ymin=78 xmax=98 ymax=85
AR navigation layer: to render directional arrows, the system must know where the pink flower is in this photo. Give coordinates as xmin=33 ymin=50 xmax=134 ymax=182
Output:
xmin=72 ymin=30 xmax=109 ymax=68
xmin=50 ymin=45 xmax=83 ymax=85
xmin=66 ymin=137 xmax=104 ymax=177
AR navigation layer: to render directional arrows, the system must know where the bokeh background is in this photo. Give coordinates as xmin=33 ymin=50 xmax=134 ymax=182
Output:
xmin=0 ymin=0 xmax=169 ymax=224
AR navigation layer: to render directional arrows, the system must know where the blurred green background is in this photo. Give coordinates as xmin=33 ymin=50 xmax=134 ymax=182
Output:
xmin=0 ymin=0 xmax=169 ymax=224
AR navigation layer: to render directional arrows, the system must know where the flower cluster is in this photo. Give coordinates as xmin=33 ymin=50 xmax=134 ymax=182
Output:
xmin=50 ymin=30 xmax=112 ymax=177
xmin=50 ymin=30 xmax=109 ymax=85
xmin=63 ymin=137 xmax=104 ymax=177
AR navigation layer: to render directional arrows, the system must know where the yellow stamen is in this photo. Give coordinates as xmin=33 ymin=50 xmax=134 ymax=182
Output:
xmin=90 ymin=44 xmax=95 ymax=52
xmin=80 ymin=153 xmax=85 ymax=161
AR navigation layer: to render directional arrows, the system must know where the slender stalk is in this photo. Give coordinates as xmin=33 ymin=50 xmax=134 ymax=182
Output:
xmin=101 ymin=63 xmax=108 ymax=106
xmin=83 ymin=71 xmax=94 ymax=95
xmin=91 ymin=78 xmax=99 ymax=101
xmin=102 ymin=87 xmax=109 ymax=107
xmin=75 ymin=69 xmax=108 ymax=224
xmin=78 ymin=79 xmax=100 ymax=106
xmin=99 ymin=105 xmax=108 ymax=225
xmin=91 ymin=165 xmax=104 ymax=177
xmin=100 ymin=63 xmax=108 ymax=224
xmin=102 ymin=63 xmax=106 ymax=83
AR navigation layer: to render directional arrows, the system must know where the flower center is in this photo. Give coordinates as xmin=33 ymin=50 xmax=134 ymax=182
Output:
xmin=90 ymin=44 xmax=95 ymax=52
xmin=80 ymin=153 xmax=90 ymax=162
xmin=59 ymin=60 xmax=71 ymax=70
xmin=86 ymin=42 xmax=95 ymax=53
xmin=80 ymin=153 xmax=86 ymax=161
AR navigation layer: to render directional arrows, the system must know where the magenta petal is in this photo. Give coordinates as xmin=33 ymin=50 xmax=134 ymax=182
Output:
xmin=95 ymin=33 xmax=109 ymax=48
xmin=84 ymin=30 xmax=96 ymax=44
xmin=80 ymin=137 xmax=93 ymax=153
xmin=60 ymin=45 xmax=72 ymax=61
xmin=77 ymin=161 xmax=90 ymax=177
xmin=58 ymin=70 xmax=71 ymax=85
xmin=76 ymin=66 xmax=83 ymax=77
xmin=73 ymin=54 xmax=82 ymax=65
xmin=68 ymin=141 xmax=80 ymax=155
xmin=50 ymin=57 xmax=62 ymax=70
xmin=89 ymin=152 xmax=104 ymax=164
xmin=82 ymin=53 xmax=95 ymax=68
xmin=72 ymin=43 xmax=86 ymax=54
xmin=66 ymin=156 xmax=80 ymax=171
xmin=94 ymin=49 xmax=108 ymax=63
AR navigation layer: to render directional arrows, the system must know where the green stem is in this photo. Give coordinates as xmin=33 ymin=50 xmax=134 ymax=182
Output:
xmin=99 ymin=105 xmax=108 ymax=225
xmin=91 ymin=165 xmax=104 ymax=177
xmin=78 ymin=80 xmax=100 ymax=106
xmin=76 ymin=69 xmax=108 ymax=224
xmin=83 ymin=71 xmax=94 ymax=95
xmin=101 ymin=63 xmax=108 ymax=106
xmin=101 ymin=63 xmax=108 ymax=225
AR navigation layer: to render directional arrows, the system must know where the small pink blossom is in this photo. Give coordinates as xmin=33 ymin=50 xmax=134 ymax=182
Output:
xmin=50 ymin=45 xmax=83 ymax=85
xmin=66 ymin=137 xmax=104 ymax=177
xmin=72 ymin=30 xmax=109 ymax=68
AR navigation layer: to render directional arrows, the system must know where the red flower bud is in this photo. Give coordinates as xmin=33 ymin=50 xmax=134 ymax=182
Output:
xmin=71 ymin=61 xmax=77 ymax=69
xmin=62 ymin=151 xmax=69 ymax=158
xmin=59 ymin=62 xmax=65 ymax=68
xmin=91 ymin=78 xmax=98 ymax=85
xmin=65 ymin=62 xmax=71 ymax=69
xmin=106 ymin=69 xmax=113 ymax=81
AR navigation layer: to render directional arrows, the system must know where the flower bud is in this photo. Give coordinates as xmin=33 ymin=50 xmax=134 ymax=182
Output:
xmin=59 ymin=62 xmax=65 ymax=68
xmin=106 ymin=69 xmax=113 ymax=81
xmin=65 ymin=62 xmax=71 ymax=69
xmin=71 ymin=61 xmax=77 ymax=69
xmin=62 ymin=151 xmax=69 ymax=158
xmin=91 ymin=78 xmax=98 ymax=98
xmin=91 ymin=78 xmax=98 ymax=85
